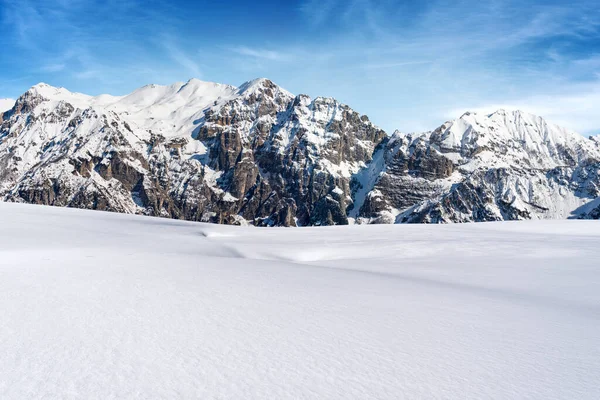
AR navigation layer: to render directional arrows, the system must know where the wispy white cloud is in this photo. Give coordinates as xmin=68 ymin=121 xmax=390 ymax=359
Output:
xmin=40 ymin=63 xmax=66 ymax=73
xmin=443 ymin=81 xmax=600 ymax=135
xmin=2 ymin=0 xmax=599 ymax=134
xmin=361 ymin=60 xmax=432 ymax=70
xmin=162 ymin=39 xmax=202 ymax=78
xmin=289 ymin=0 xmax=600 ymax=133
xmin=0 ymin=0 xmax=199 ymax=94
xmin=299 ymin=0 xmax=340 ymax=26
xmin=230 ymin=46 xmax=290 ymax=61
xmin=74 ymin=69 xmax=100 ymax=80
xmin=1 ymin=0 xmax=46 ymax=49
xmin=299 ymin=0 xmax=390 ymax=37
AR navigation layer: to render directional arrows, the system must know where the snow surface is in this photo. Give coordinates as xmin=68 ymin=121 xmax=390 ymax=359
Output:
xmin=0 ymin=98 xmax=15 ymax=112
xmin=1 ymin=202 xmax=600 ymax=399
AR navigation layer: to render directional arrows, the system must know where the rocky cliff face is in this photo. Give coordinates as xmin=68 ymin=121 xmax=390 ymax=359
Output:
xmin=0 ymin=80 xmax=598 ymax=225
xmin=0 ymin=79 xmax=386 ymax=226
xmin=356 ymin=110 xmax=600 ymax=223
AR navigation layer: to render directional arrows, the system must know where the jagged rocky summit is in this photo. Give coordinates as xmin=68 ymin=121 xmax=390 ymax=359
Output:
xmin=1 ymin=79 xmax=599 ymax=226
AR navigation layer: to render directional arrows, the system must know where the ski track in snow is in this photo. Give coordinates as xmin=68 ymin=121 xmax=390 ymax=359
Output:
xmin=1 ymin=202 xmax=599 ymax=399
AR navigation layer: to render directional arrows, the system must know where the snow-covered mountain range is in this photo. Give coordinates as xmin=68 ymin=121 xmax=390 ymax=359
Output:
xmin=1 ymin=79 xmax=599 ymax=225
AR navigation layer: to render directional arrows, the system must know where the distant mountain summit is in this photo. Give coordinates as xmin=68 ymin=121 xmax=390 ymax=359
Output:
xmin=358 ymin=110 xmax=600 ymax=223
xmin=1 ymin=79 xmax=598 ymax=225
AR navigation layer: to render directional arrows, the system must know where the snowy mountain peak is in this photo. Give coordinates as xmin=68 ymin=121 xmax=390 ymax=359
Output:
xmin=181 ymin=78 xmax=236 ymax=92
xmin=460 ymin=108 xmax=541 ymax=122
xmin=237 ymin=77 xmax=293 ymax=98
xmin=31 ymin=82 xmax=54 ymax=88
xmin=0 ymin=77 xmax=388 ymax=226
xmin=1 ymin=78 xmax=598 ymax=226
xmin=488 ymin=108 xmax=509 ymax=116
xmin=29 ymin=82 xmax=52 ymax=91
xmin=356 ymin=107 xmax=600 ymax=224
xmin=26 ymin=82 xmax=74 ymax=99
xmin=430 ymin=108 xmax=600 ymax=169
xmin=238 ymin=77 xmax=272 ymax=90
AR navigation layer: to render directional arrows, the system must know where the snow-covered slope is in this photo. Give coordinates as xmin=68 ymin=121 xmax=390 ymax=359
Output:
xmin=0 ymin=98 xmax=14 ymax=112
xmin=1 ymin=202 xmax=599 ymax=399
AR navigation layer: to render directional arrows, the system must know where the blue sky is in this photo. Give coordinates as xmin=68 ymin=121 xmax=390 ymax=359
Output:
xmin=1 ymin=0 xmax=599 ymax=134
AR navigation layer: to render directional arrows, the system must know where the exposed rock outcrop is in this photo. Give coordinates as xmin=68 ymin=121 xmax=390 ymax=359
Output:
xmin=0 ymin=79 xmax=386 ymax=226
xmin=0 ymin=80 xmax=598 ymax=225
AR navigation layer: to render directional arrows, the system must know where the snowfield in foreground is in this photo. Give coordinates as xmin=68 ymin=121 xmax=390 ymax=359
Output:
xmin=1 ymin=203 xmax=599 ymax=399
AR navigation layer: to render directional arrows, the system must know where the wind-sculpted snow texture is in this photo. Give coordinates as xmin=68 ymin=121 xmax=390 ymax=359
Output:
xmin=1 ymin=80 xmax=599 ymax=225
xmin=1 ymin=203 xmax=599 ymax=399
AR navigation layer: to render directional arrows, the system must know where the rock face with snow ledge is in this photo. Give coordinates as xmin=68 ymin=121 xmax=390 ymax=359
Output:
xmin=0 ymin=79 xmax=599 ymax=225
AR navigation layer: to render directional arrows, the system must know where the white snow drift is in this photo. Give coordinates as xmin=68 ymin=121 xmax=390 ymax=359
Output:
xmin=0 ymin=98 xmax=14 ymax=112
xmin=1 ymin=203 xmax=599 ymax=399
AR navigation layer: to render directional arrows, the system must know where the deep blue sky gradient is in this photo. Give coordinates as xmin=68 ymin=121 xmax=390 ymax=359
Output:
xmin=1 ymin=0 xmax=599 ymax=133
